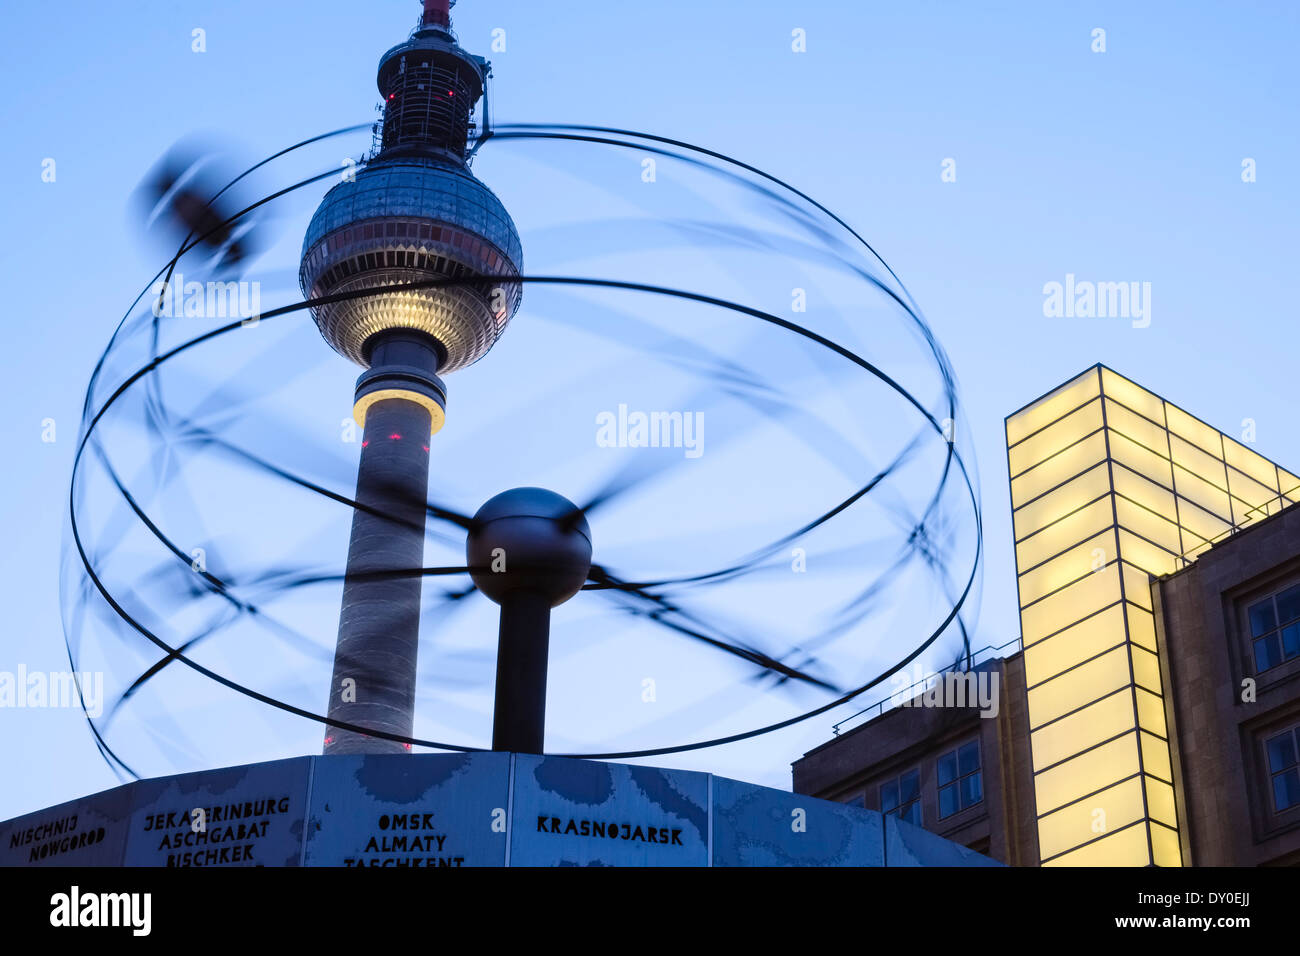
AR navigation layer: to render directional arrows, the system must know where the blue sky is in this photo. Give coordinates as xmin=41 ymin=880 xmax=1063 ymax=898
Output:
xmin=1 ymin=0 xmax=1297 ymax=821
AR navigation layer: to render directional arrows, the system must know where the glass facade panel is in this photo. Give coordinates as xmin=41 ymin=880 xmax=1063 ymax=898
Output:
xmin=1018 ymin=529 xmax=1118 ymax=606
xmin=1006 ymin=368 xmax=1100 ymax=446
xmin=1115 ymin=496 xmax=1182 ymax=555
xmin=1042 ymin=822 xmax=1150 ymax=867
xmin=1030 ymin=689 xmax=1133 ymax=770
xmin=1169 ymin=433 xmax=1225 ymax=482
xmin=1101 ymin=368 xmax=1164 ymax=422
xmin=1140 ymin=731 xmax=1173 ymax=784
xmin=1112 ymin=462 xmax=1176 ymax=517
xmin=1224 ymin=435 xmax=1279 ymax=490
xmin=1021 ymin=562 xmax=1122 ymax=647
xmin=1012 ymin=464 xmax=1110 ymax=541
xmin=1164 ymin=404 xmax=1220 ymax=455
xmin=1037 ymin=775 xmax=1144 ymax=861
xmin=1280 ymin=469 xmax=1300 ymax=499
xmin=1227 ymin=466 xmax=1278 ymax=511
xmin=1011 ymin=431 xmax=1108 ymax=505
xmin=1131 ymin=645 xmax=1163 ymax=696
xmin=1172 ymin=464 xmax=1232 ymax=523
xmin=1027 ymin=644 xmax=1130 ymax=729
xmin=1024 ymin=604 xmax=1125 ymax=683
xmin=1175 ymin=497 xmax=1233 ymax=549
xmin=1104 ymin=400 xmax=1169 ymax=459
xmin=1145 ymin=776 xmax=1177 ymax=828
xmin=1135 ymin=686 xmax=1168 ymax=737
xmin=1008 ymin=399 xmax=1104 ymax=477
xmin=1126 ymin=603 xmax=1158 ymax=654
xmin=1117 ymin=528 xmax=1179 ymax=578
xmin=1122 ymin=563 xmax=1154 ymax=611
xmin=1015 ymin=498 xmax=1113 ymax=572
xmin=1150 ymin=821 xmax=1182 ymax=867
xmin=1109 ymin=430 xmax=1173 ymax=487
xmin=1034 ymin=732 xmax=1139 ymax=814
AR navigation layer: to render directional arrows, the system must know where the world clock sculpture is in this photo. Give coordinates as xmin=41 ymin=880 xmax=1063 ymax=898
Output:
xmin=54 ymin=0 xmax=986 ymax=846
xmin=13 ymin=0 xmax=1001 ymax=867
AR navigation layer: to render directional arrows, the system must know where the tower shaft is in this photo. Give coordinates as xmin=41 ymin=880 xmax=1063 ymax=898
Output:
xmin=324 ymin=396 xmax=433 ymax=755
xmin=305 ymin=4 xmax=520 ymax=756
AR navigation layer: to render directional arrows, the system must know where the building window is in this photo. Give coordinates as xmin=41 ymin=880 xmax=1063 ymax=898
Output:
xmin=1266 ymin=726 xmax=1300 ymax=813
xmin=881 ymin=769 xmax=921 ymax=826
xmin=937 ymin=740 xmax=983 ymax=819
xmin=1247 ymin=583 xmax=1300 ymax=673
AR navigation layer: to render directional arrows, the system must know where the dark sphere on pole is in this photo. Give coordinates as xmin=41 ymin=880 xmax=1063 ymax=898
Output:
xmin=468 ymin=488 xmax=593 ymax=607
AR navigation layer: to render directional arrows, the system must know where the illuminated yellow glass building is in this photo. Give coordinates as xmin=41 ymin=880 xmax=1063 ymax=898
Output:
xmin=1006 ymin=365 xmax=1300 ymax=865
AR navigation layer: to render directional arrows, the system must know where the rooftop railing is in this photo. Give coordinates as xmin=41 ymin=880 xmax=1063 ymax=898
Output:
xmin=830 ymin=636 xmax=1023 ymax=737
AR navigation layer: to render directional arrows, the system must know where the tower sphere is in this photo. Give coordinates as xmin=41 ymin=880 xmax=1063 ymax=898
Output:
xmin=300 ymin=159 xmax=523 ymax=372
xmin=299 ymin=8 xmax=523 ymax=374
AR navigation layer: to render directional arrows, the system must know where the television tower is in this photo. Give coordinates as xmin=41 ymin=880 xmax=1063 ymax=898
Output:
xmin=300 ymin=0 xmax=523 ymax=754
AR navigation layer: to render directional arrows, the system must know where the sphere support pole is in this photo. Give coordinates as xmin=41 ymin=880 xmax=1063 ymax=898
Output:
xmin=324 ymin=333 xmax=446 ymax=755
xmin=491 ymin=590 xmax=553 ymax=753
xmin=468 ymin=488 xmax=593 ymax=758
